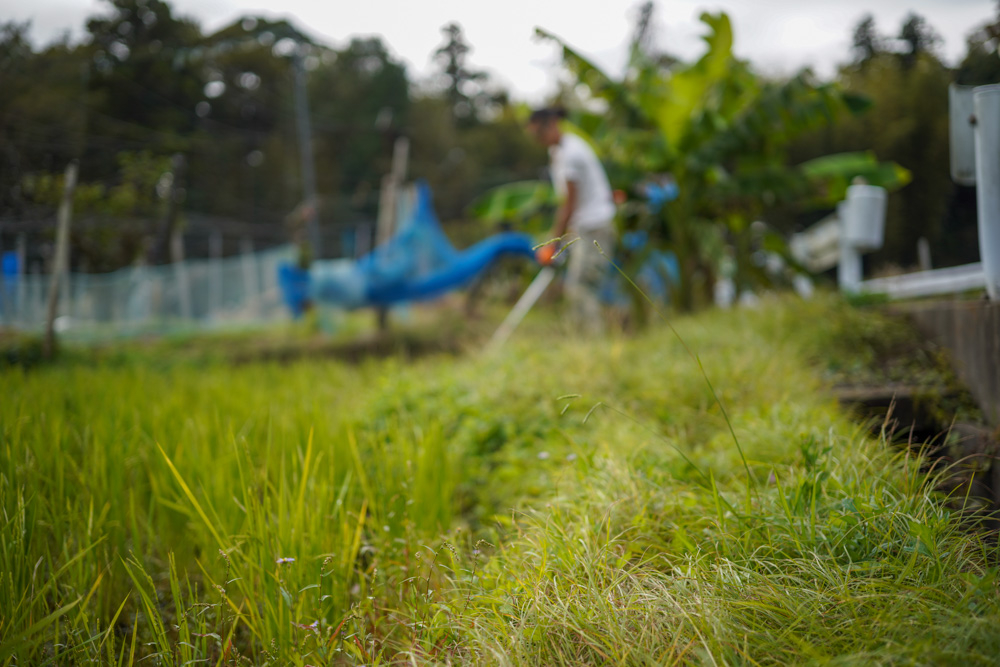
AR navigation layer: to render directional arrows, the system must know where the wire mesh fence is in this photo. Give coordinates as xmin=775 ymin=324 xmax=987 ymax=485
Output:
xmin=0 ymin=244 xmax=297 ymax=340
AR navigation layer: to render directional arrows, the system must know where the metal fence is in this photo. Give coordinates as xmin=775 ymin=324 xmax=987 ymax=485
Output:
xmin=0 ymin=244 xmax=297 ymax=340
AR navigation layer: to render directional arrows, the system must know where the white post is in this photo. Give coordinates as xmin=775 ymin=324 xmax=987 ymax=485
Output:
xmin=31 ymin=264 xmax=42 ymax=327
xmin=75 ymin=271 xmax=87 ymax=323
xmin=240 ymin=237 xmax=258 ymax=312
xmin=838 ymin=241 xmax=862 ymax=294
xmin=917 ymin=237 xmax=932 ymax=272
xmin=974 ymin=84 xmax=1000 ymax=300
xmin=0 ymin=223 xmax=6 ymax=321
xmin=356 ymin=222 xmax=371 ymax=258
xmin=171 ymin=227 xmax=192 ymax=320
xmin=16 ymin=234 xmax=26 ymax=324
xmin=837 ymin=201 xmax=862 ymax=293
xmin=210 ymin=231 xmax=223 ymax=319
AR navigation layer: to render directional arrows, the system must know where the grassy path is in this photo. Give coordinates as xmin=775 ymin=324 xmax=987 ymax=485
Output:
xmin=2 ymin=296 xmax=998 ymax=665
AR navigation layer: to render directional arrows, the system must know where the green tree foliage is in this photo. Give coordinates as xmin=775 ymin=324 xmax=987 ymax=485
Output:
xmin=0 ymin=23 xmax=91 ymax=213
xmin=433 ymin=23 xmax=489 ymax=127
xmin=787 ymin=11 xmax=988 ymax=269
xmin=309 ymin=37 xmax=410 ymax=220
xmin=852 ymin=15 xmax=882 ymax=66
xmin=2 ymin=0 xmax=543 ymax=271
xmin=408 ymin=23 xmax=544 ymax=227
xmin=899 ymin=12 xmax=942 ymax=69
xmin=179 ymin=17 xmax=306 ymax=220
xmin=409 ymin=97 xmax=545 ymax=226
xmin=85 ymin=0 xmax=205 ymax=167
xmin=956 ymin=3 xmax=1000 ymax=85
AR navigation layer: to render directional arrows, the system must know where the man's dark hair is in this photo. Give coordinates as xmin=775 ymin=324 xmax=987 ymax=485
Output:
xmin=528 ymin=106 xmax=568 ymax=124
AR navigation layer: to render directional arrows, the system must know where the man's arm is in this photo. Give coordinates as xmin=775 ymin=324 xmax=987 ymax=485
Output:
xmin=551 ymin=179 xmax=578 ymax=243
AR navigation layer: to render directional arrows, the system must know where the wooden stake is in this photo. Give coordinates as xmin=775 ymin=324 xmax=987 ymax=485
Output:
xmin=374 ymin=136 xmax=409 ymax=332
xmin=44 ymin=160 xmax=78 ymax=359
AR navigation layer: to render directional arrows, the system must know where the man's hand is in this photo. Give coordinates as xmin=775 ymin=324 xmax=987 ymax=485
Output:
xmin=536 ymin=244 xmax=557 ymax=265
xmin=537 ymin=179 xmax=577 ymax=266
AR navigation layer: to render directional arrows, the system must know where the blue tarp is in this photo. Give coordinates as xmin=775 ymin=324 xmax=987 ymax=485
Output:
xmin=279 ymin=181 xmax=536 ymax=315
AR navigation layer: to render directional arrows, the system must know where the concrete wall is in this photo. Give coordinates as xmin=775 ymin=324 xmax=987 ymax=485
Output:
xmin=901 ymin=300 xmax=1000 ymax=426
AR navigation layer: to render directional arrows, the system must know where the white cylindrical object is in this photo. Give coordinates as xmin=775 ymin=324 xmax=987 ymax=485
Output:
xmin=839 ymin=240 xmax=862 ymax=293
xmin=974 ymin=84 xmax=1000 ymax=300
xmin=837 ymin=201 xmax=862 ymax=292
xmin=844 ymin=185 xmax=887 ymax=252
xmin=950 ymin=84 xmax=978 ymax=186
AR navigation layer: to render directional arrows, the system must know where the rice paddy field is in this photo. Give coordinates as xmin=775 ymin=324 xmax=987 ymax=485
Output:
xmin=2 ymin=295 xmax=999 ymax=666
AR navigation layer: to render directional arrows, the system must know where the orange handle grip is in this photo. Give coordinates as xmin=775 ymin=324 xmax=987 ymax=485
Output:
xmin=536 ymin=244 xmax=556 ymax=265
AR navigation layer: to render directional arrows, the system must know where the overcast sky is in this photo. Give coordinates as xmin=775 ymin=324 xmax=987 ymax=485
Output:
xmin=5 ymin=0 xmax=996 ymax=100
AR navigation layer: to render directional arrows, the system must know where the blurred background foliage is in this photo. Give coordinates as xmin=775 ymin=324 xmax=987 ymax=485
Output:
xmin=1 ymin=0 xmax=998 ymax=282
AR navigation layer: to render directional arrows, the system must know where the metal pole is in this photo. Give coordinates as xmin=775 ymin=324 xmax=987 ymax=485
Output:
xmin=293 ymin=47 xmax=320 ymax=259
xmin=487 ymin=267 xmax=556 ymax=352
xmin=917 ymin=237 xmax=932 ymax=272
xmin=240 ymin=237 xmax=258 ymax=312
xmin=836 ymin=200 xmax=861 ymax=293
xmin=16 ymin=233 xmax=25 ymax=324
xmin=974 ymin=84 xmax=1000 ymax=300
xmin=171 ymin=228 xmax=192 ymax=320
xmin=0 ymin=222 xmax=5 ymax=320
xmin=210 ymin=231 xmax=223 ymax=319
xmin=357 ymin=223 xmax=370 ymax=258
xmin=31 ymin=263 xmax=41 ymax=327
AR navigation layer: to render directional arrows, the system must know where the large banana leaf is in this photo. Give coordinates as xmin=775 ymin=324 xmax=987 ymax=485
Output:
xmin=800 ymin=152 xmax=912 ymax=204
xmin=643 ymin=13 xmax=734 ymax=148
xmin=467 ymin=180 xmax=556 ymax=225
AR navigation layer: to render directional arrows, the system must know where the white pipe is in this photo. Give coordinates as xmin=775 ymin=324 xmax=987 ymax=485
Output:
xmin=860 ymin=262 xmax=985 ymax=299
xmin=844 ymin=184 xmax=887 ymax=252
xmin=974 ymin=85 xmax=1000 ymax=300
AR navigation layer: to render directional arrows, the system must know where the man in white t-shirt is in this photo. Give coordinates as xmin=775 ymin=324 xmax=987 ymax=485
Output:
xmin=528 ymin=107 xmax=616 ymax=334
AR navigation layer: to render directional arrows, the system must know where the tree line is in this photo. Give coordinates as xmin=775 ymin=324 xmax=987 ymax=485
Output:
xmin=0 ymin=0 xmax=542 ymax=271
xmin=1 ymin=0 xmax=998 ymax=275
xmin=781 ymin=8 xmax=1000 ymax=271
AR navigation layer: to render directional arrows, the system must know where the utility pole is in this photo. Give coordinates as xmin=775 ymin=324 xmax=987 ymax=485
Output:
xmin=44 ymin=160 xmax=78 ymax=359
xmin=973 ymin=85 xmax=1000 ymax=299
xmin=950 ymin=83 xmax=1000 ymax=300
xmin=293 ymin=46 xmax=320 ymax=261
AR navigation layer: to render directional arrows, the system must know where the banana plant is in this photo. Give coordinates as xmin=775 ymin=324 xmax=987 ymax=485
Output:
xmin=472 ymin=12 xmax=910 ymax=314
xmin=467 ymin=180 xmax=556 ymax=235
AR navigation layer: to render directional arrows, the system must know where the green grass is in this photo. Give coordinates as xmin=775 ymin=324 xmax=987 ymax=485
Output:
xmin=2 ymin=295 xmax=998 ymax=665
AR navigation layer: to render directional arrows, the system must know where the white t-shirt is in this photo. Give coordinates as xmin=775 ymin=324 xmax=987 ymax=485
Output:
xmin=550 ymin=133 xmax=616 ymax=232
